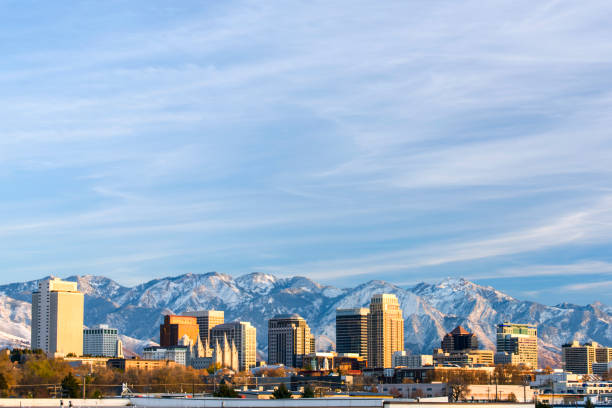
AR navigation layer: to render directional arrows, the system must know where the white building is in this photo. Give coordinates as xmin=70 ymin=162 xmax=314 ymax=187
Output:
xmin=392 ymin=351 xmax=433 ymax=368
xmin=83 ymin=324 xmax=123 ymax=357
xmin=210 ymin=321 xmax=256 ymax=371
xmin=143 ymin=345 xmax=189 ymax=366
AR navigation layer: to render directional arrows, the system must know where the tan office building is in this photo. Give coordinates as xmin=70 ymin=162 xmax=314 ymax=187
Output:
xmin=367 ymin=293 xmax=404 ymax=368
xmin=210 ymin=321 xmax=257 ymax=371
xmin=563 ymin=341 xmax=612 ymax=374
xmin=495 ymin=322 xmax=538 ymax=368
xmin=31 ymin=277 xmax=84 ymax=357
xmin=183 ymin=310 xmax=224 ymax=343
xmin=268 ymin=314 xmax=315 ymax=368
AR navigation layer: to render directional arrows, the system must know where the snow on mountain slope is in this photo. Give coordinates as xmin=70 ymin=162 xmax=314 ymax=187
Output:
xmin=0 ymin=294 xmax=31 ymax=349
xmin=0 ymin=273 xmax=610 ymax=368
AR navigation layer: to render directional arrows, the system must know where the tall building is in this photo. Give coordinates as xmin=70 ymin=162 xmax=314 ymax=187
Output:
xmin=336 ymin=308 xmax=369 ymax=359
xmin=495 ymin=322 xmax=538 ymax=368
xmin=268 ymin=314 xmax=315 ymax=368
xmin=441 ymin=326 xmax=478 ymax=353
xmin=159 ymin=315 xmax=200 ymax=347
xmin=182 ymin=310 xmax=224 ymax=343
xmin=562 ymin=341 xmax=612 ymax=374
xmin=31 ymin=277 xmax=84 ymax=357
xmin=367 ymin=294 xmax=404 ymax=368
xmin=210 ymin=321 xmax=257 ymax=371
xmin=83 ymin=324 xmax=123 ymax=357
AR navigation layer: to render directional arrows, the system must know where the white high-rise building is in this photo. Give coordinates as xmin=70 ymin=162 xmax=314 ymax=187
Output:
xmin=31 ymin=277 xmax=84 ymax=357
xmin=83 ymin=324 xmax=123 ymax=357
xmin=210 ymin=321 xmax=257 ymax=371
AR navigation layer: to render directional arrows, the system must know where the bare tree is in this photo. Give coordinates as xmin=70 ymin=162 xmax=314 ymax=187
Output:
xmin=448 ymin=376 xmax=470 ymax=402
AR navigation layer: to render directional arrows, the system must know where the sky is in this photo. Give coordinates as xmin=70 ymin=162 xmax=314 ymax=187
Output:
xmin=1 ymin=1 xmax=612 ymax=306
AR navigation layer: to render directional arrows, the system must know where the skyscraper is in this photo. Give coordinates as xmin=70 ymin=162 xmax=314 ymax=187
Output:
xmin=336 ymin=308 xmax=369 ymax=358
xmin=182 ymin=310 xmax=224 ymax=343
xmin=268 ymin=314 xmax=315 ymax=368
xmin=31 ymin=277 xmax=84 ymax=357
xmin=495 ymin=322 xmax=538 ymax=368
xmin=367 ymin=294 xmax=404 ymax=368
xmin=83 ymin=324 xmax=123 ymax=357
xmin=210 ymin=321 xmax=257 ymax=371
xmin=159 ymin=315 xmax=200 ymax=347
xmin=441 ymin=326 xmax=478 ymax=353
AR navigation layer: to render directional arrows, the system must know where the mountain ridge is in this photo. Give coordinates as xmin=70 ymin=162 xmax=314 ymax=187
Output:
xmin=0 ymin=273 xmax=610 ymax=367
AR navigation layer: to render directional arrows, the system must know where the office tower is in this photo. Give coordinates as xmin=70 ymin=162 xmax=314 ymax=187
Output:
xmin=31 ymin=277 xmax=84 ymax=357
xmin=441 ymin=326 xmax=478 ymax=353
xmin=495 ymin=322 xmax=538 ymax=368
xmin=182 ymin=310 xmax=224 ymax=343
xmin=562 ymin=341 xmax=612 ymax=374
xmin=159 ymin=315 xmax=200 ymax=347
xmin=268 ymin=314 xmax=315 ymax=368
xmin=367 ymin=294 xmax=404 ymax=368
xmin=83 ymin=324 xmax=123 ymax=357
xmin=336 ymin=308 xmax=369 ymax=359
xmin=210 ymin=321 xmax=257 ymax=371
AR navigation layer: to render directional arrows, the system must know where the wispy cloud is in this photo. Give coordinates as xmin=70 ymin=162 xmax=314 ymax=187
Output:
xmin=0 ymin=0 xmax=611 ymax=305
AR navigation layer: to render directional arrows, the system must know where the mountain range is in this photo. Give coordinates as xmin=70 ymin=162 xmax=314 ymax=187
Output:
xmin=1 ymin=272 xmax=610 ymax=368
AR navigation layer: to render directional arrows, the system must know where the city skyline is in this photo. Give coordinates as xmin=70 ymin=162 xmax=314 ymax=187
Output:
xmin=1 ymin=1 xmax=612 ymax=306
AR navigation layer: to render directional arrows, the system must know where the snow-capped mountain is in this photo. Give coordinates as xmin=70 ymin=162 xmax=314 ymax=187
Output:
xmin=0 ymin=273 xmax=610 ymax=367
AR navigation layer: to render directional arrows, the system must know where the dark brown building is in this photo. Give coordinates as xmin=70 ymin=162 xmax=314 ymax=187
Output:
xmin=441 ymin=325 xmax=478 ymax=353
xmin=159 ymin=315 xmax=200 ymax=347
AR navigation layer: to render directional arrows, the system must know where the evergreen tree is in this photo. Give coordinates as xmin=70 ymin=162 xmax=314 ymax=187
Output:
xmin=272 ymin=383 xmax=292 ymax=399
xmin=301 ymin=384 xmax=315 ymax=398
xmin=536 ymin=401 xmax=552 ymax=408
xmin=213 ymin=384 xmax=238 ymax=398
xmin=61 ymin=373 xmax=81 ymax=398
xmin=585 ymin=398 xmax=594 ymax=408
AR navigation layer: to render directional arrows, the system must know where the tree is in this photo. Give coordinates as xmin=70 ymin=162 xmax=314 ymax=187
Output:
xmin=507 ymin=392 xmax=518 ymax=402
xmin=585 ymin=397 xmax=594 ymax=408
xmin=389 ymin=387 xmax=403 ymax=398
xmin=447 ymin=376 xmax=469 ymax=402
xmin=61 ymin=373 xmax=81 ymax=398
xmin=272 ymin=383 xmax=292 ymax=399
xmin=301 ymin=385 xmax=314 ymax=398
xmin=536 ymin=401 xmax=552 ymax=408
xmin=410 ymin=389 xmax=424 ymax=399
xmin=0 ymin=373 xmax=9 ymax=397
xmin=207 ymin=363 xmax=222 ymax=375
xmin=213 ymin=384 xmax=238 ymax=398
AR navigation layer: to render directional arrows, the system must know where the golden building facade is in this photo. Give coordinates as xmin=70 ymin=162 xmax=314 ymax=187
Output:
xmin=367 ymin=293 xmax=404 ymax=368
xmin=496 ymin=322 xmax=538 ymax=368
xmin=31 ymin=277 xmax=84 ymax=357
xmin=159 ymin=315 xmax=200 ymax=347
xmin=183 ymin=310 xmax=224 ymax=343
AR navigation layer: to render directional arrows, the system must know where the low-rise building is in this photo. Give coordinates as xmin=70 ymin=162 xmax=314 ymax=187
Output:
xmin=392 ymin=351 xmax=433 ymax=368
xmin=107 ymin=358 xmax=177 ymax=371
xmin=433 ymin=348 xmax=493 ymax=367
xmin=142 ymin=345 xmax=189 ymax=366
xmin=375 ymin=383 xmax=535 ymax=402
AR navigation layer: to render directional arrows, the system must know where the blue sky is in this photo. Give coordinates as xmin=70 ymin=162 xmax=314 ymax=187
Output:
xmin=1 ymin=1 xmax=612 ymax=306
